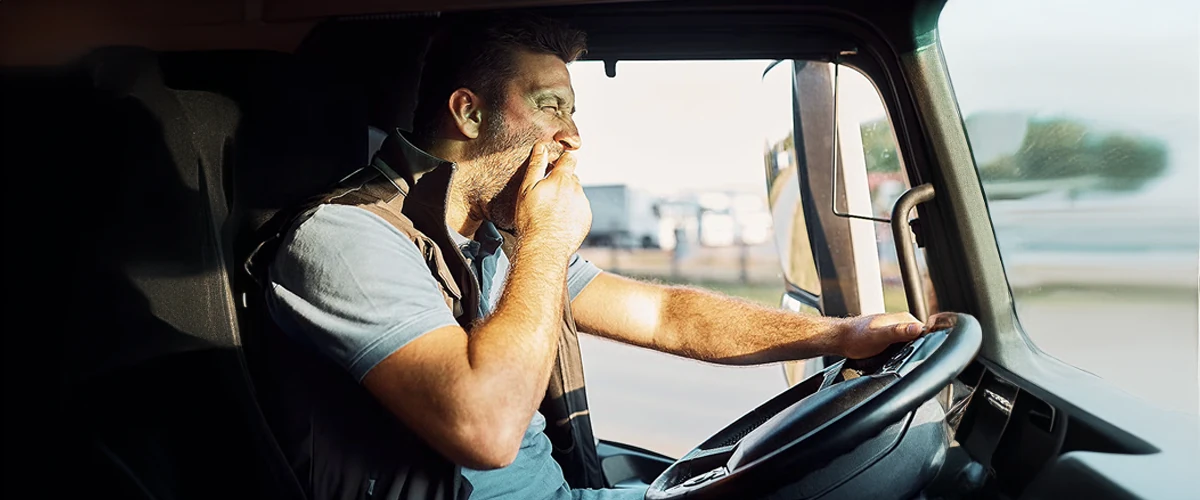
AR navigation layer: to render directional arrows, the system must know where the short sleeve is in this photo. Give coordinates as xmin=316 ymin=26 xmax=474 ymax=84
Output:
xmin=266 ymin=204 xmax=460 ymax=381
xmin=566 ymin=253 xmax=602 ymax=301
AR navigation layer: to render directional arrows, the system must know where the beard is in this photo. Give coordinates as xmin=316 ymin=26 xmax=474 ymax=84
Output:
xmin=462 ymin=111 xmax=562 ymax=233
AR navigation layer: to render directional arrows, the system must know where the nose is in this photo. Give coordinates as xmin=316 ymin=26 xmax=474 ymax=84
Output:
xmin=555 ymin=117 xmax=581 ymax=151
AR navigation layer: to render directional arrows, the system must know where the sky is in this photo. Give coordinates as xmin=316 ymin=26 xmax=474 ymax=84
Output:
xmin=566 ymin=0 xmax=1199 ymax=211
xmin=569 ymin=59 xmax=782 ymax=196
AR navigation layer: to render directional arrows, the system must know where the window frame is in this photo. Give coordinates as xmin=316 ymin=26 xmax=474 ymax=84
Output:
xmin=563 ymin=0 xmax=1185 ymax=414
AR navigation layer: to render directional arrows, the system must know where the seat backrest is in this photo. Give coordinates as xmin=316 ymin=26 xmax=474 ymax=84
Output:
xmin=2 ymin=47 xmax=312 ymax=499
xmin=156 ymin=50 xmax=369 ymax=427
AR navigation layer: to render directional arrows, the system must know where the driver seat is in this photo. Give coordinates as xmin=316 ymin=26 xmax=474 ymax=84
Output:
xmin=1 ymin=47 xmax=310 ymax=500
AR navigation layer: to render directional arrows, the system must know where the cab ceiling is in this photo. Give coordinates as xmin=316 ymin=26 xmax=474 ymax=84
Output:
xmin=0 ymin=0 xmax=645 ymax=65
xmin=2 ymin=0 xmax=939 ymax=66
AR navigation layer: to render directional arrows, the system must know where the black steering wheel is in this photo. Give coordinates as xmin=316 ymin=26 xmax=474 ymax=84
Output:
xmin=645 ymin=313 xmax=982 ymax=499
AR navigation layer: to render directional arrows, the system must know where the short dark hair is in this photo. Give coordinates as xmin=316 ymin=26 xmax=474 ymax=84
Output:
xmin=411 ymin=13 xmax=587 ymax=141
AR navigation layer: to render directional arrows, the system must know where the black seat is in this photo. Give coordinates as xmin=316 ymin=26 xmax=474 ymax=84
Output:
xmin=3 ymin=47 xmax=301 ymax=499
xmin=2 ymin=45 xmax=365 ymax=499
xmin=157 ymin=49 xmax=367 ymax=259
xmin=157 ymin=50 xmax=370 ymax=493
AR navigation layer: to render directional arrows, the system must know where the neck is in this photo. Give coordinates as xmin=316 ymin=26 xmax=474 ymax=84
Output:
xmin=445 ymin=179 xmax=484 ymax=240
xmin=425 ymin=138 xmax=483 ymax=240
xmin=421 ymin=134 xmax=503 ymax=240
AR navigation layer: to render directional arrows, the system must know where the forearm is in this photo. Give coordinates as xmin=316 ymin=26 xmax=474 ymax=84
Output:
xmin=654 ymin=285 xmax=845 ymax=365
xmin=465 ymin=242 xmax=568 ymax=427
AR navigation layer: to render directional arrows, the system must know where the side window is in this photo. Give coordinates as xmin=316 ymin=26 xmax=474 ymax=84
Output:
xmin=940 ymin=0 xmax=1198 ymax=415
xmin=569 ymin=60 xmax=794 ymax=457
xmin=834 ymin=65 xmax=936 ymax=315
xmin=770 ymin=60 xmax=936 ymax=319
xmin=764 ymin=60 xmax=935 ymax=386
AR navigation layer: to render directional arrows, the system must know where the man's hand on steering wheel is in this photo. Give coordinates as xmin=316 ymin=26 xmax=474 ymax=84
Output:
xmin=829 ymin=312 xmax=924 ymax=360
xmin=829 ymin=312 xmax=959 ymax=360
xmin=646 ymin=313 xmax=982 ymax=499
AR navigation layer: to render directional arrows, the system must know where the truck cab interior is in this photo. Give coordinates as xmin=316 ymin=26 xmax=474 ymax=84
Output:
xmin=2 ymin=1 xmax=1196 ymax=499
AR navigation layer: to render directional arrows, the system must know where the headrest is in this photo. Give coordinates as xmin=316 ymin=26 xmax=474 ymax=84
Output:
xmin=157 ymin=50 xmax=369 ymax=254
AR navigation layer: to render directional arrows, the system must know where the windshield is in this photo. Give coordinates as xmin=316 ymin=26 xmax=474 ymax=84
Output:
xmin=939 ymin=0 xmax=1199 ymax=414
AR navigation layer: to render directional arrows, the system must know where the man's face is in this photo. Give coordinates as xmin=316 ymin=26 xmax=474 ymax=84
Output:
xmin=464 ymin=50 xmax=581 ymax=233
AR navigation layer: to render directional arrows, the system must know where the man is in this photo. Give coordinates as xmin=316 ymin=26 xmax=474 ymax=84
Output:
xmin=263 ymin=14 xmax=927 ymax=500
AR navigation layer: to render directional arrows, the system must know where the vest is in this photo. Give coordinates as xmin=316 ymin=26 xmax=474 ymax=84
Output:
xmin=244 ymin=132 xmax=604 ymax=500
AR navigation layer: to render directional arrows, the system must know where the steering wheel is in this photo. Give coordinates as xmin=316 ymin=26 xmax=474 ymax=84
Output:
xmin=645 ymin=313 xmax=982 ymax=499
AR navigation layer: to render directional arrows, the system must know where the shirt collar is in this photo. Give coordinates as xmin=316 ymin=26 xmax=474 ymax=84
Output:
xmin=447 ymin=221 xmax=504 ymax=256
xmin=473 ymin=221 xmax=504 ymax=254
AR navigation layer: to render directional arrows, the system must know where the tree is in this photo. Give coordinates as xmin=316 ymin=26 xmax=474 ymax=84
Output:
xmin=1017 ymin=119 xmax=1093 ymax=180
xmin=860 ymin=119 xmax=901 ymax=173
xmin=774 ymin=114 xmax=1168 ymax=197
xmin=978 ymin=153 xmax=1019 ymax=182
xmin=1094 ymin=133 xmax=1168 ymax=191
xmin=975 ymin=116 xmax=1168 ymax=193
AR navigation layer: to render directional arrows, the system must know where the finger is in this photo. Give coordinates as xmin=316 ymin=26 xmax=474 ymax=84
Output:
xmin=926 ymin=313 xmax=956 ymax=332
xmin=547 ymin=151 xmax=577 ymax=179
xmin=885 ymin=321 xmax=925 ymax=341
xmin=522 ymin=143 xmax=552 ymax=192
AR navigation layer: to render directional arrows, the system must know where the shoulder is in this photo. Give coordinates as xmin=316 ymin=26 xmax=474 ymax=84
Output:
xmin=270 ymin=204 xmax=430 ymax=291
xmin=265 ymin=204 xmax=459 ymax=379
xmin=289 ymin=204 xmax=413 ymax=248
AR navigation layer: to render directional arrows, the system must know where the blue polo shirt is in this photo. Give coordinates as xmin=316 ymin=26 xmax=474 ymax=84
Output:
xmin=265 ymin=203 xmax=644 ymax=500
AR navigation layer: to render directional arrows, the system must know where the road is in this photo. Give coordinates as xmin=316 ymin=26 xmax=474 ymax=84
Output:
xmin=1015 ymin=287 xmax=1198 ymax=416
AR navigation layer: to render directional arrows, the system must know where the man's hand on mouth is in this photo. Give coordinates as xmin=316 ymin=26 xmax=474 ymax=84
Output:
xmin=544 ymin=148 xmax=565 ymax=174
xmin=514 ymin=142 xmax=591 ymax=255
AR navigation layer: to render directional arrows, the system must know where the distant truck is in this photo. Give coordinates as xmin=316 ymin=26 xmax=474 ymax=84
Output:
xmin=583 ymin=184 xmax=661 ymax=249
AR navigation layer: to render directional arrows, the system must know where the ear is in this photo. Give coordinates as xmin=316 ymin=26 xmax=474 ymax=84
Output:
xmin=447 ymin=88 xmax=484 ymax=139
